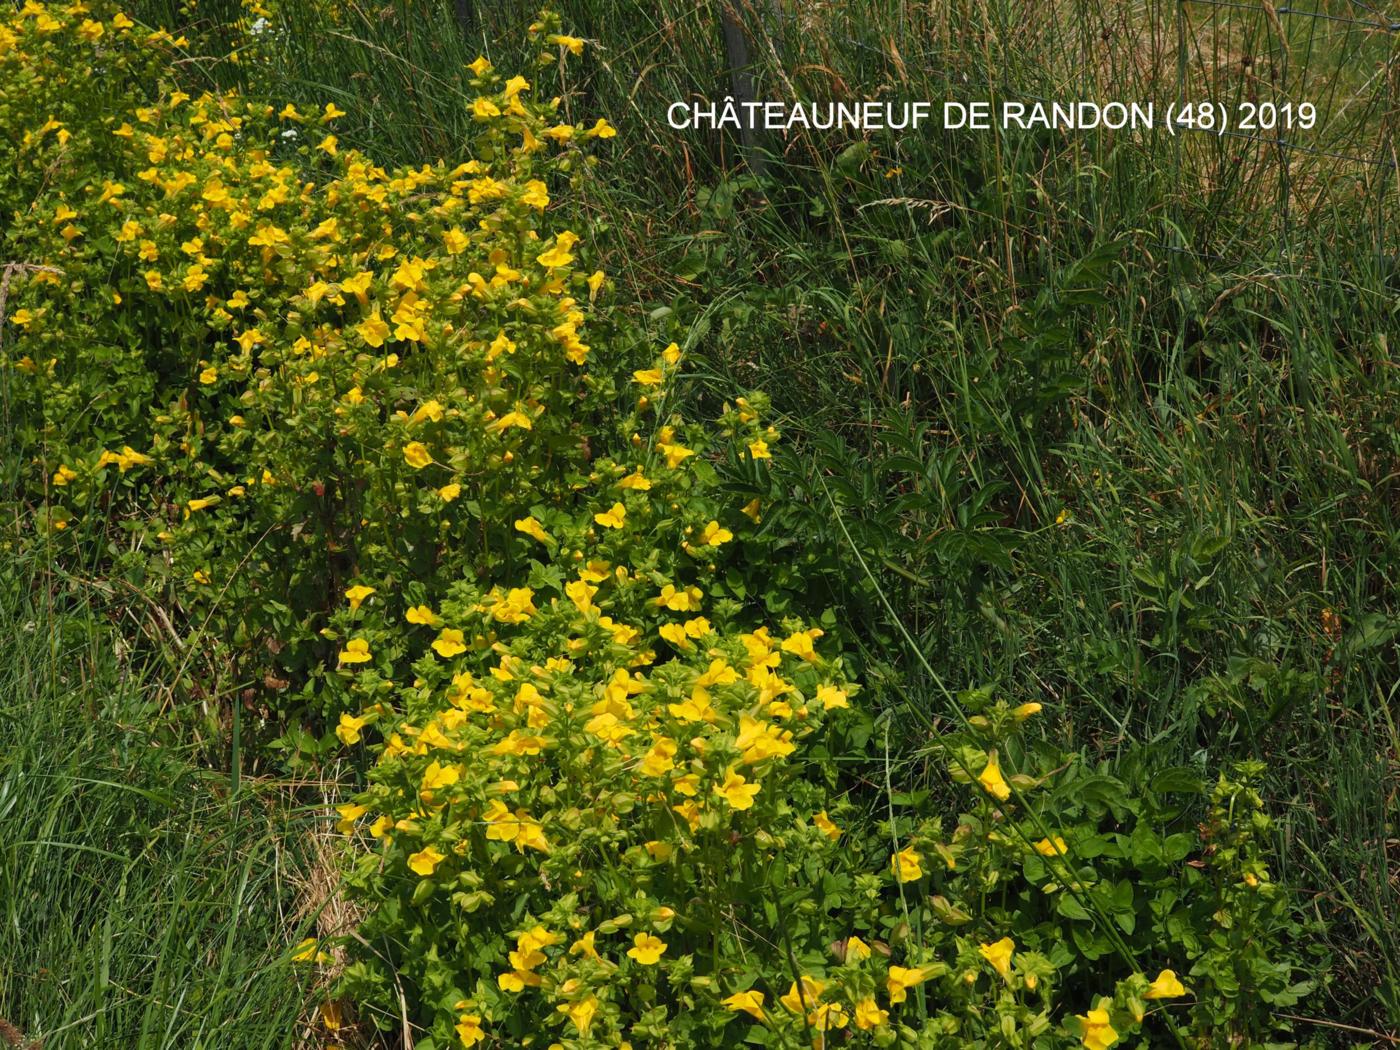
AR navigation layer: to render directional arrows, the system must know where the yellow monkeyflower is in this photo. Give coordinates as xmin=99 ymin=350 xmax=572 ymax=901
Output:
xmin=438 ymin=483 xmax=462 ymax=502
xmin=1145 ymin=969 xmax=1187 ymax=999
xmin=713 ymin=768 xmax=760 ymax=810
xmin=559 ymin=996 xmax=597 ymax=1036
xmin=633 ymin=368 xmax=663 ymax=386
xmin=514 ymin=516 xmax=553 ymax=545
xmin=455 ymin=1014 xmax=485 ymax=1047
xmin=356 ymin=309 xmax=390 ymax=347
xmin=721 ymin=989 xmax=766 ymax=1021
xmin=887 ymin=965 xmax=931 ymax=1004
xmin=407 ymin=845 xmax=445 ymax=876
xmin=441 ymin=226 xmax=469 ymax=254
xmin=853 ymin=997 xmax=889 ymax=1030
xmin=291 ymin=938 xmax=331 ymax=965
xmin=748 ymin=438 xmax=771 ymax=459
xmin=338 ymin=639 xmax=372 ymax=665
xmin=979 ymin=937 xmax=1015 ymax=982
xmin=697 ymin=520 xmax=732 ymax=546
xmin=1014 ymin=702 xmax=1043 ymax=720
xmin=594 ymin=502 xmax=626 ymax=529
xmin=1075 ymin=1007 xmax=1119 ymax=1050
xmin=345 ymin=584 xmax=375 ymax=611
xmin=813 ymin=811 xmax=841 ymax=841
xmin=978 ymin=750 xmax=1012 ymax=801
xmin=1035 ymin=836 xmax=1069 ymax=856
xmin=547 ymin=33 xmax=585 ymax=55
xmin=432 ymin=629 xmax=468 ymax=659
xmin=406 ymin=604 xmax=440 ymax=626
xmin=779 ymin=976 xmax=825 ymax=1014
xmin=335 ymin=803 xmax=367 ymax=833
xmin=336 ymin=712 xmax=368 ymax=745
xmin=626 ymin=932 xmax=667 ymax=965
xmin=891 ymin=847 xmax=923 ymax=882
xmin=403 ymin=442 xmax=433 ymax=469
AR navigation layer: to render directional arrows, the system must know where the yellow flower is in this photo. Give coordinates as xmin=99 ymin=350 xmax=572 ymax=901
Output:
xmin=891 ymin=847 xmax=923 ymax=882
xmin=559 ymin=996 xmax=597 ymax=1035
xmin=520 ymin=179 xmax=549 ymax=209
xmin=356 ymin=309 xmax=390 ymax=347
xmin=336 ymin=712 xmax=367 ymax=745
xmin=335 ymin=802 xmax=367 ymax=833
xmin=816 ymin=684 xmax=849 ymax=710
xmin=697 ymin=520 xmax=732 ymax=546
xmin=626 ymin=932 xmax=667 ymax=965
xmin=547 ymin=33 xmax=585 ymax=55
xmin=442 ymin=227 xmax=469 ymax=254
xmin=471 ymin=97 xmax=501 ymax=120
xmin=722 ymin=989 xmax=766 ymax=1021
xmin=853 ymin=996 xmax=889 ymax=1030
xmin=1145 ymin=969 xmax=1187 ymax=999
xmin=887 ymin=965 xmax=931 ymax=1004
xmin=199 ymin=366 xmax=218 ymax=384
xmin=1076 ymin=1006 xmax=1119 ymax=1050
xmin=455 ymin=1013 xmax=485 ymax=1047
xmin=514 ymin=516 xmax=553 ymax=545
xmin=586 ymin=117 xmax=617 ymax=139
xmin=779 ymin=976 xmax=825 ymax=1014
xmin=633 ymin=368 xmax=663 ymax=386
xmin=406 ymin=605 xmax=440 ymax=626
xmin=638 ymin=737 xmax=677 ymax=777
xmin=536 ymin=230 xmax=579 ymax=269
xmin=438 ymin=483 xmax=461 ymax=502
xmin=659 ymin=441 xmax=694 ymax=468
xmin=713 ymin=768 xmax=760 ymax=810
xmin=979 ymin=937 xmax=1015 ymax=982
xmin=420 ymin=761 xmax=461 ymax=797
xmin=338 ymin=639 xmax=372 ymax=665
xmin=291 ymin=938 xmax=330 ymax=965
xmin=467 ymin=55 xmax=491 ymax=76
xmin=407 ymin=845 xmax=445 ymax=876
xmin=594 ymin=502 xmax=626 ymax=529
xmin=403 ymin=442 xmax=433 ymax=469
xmin=619 ymin=471 xmax=651 ymax=490
xmin=316 ymin=133 xmax=338 ymax=155
xmin=1035 ymin=836 xmax=1069 ymax=856
xmin=432 ymin=629 xmax=467 ymax=659
xmin=741 ymin=498 xmax=762 ymax=522
xmin=490 ymin=410 xmax=532 ymax=433
xmin=978 ymin=750 xmax=1012 ymax=801
xmin=813 ymin=811 xmax=841 ymax=841
xmin=322 ymin=102 xmax=346 ymax=121
xmin=1014 ymin=702 xmax=1043 ymax=720
xmin=780 ymin=628 xmax=822 ymax=662
xmin=345 ymin=584 xmax=375 ymax=612
xmin=844 ymin=936 xmax=873 ymax=962
xmin=748 ymin=438 xmax=771 ymax=459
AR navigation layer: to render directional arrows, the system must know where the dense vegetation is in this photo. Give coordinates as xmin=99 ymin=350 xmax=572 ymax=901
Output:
xmin=1 ymin=1 xmax=1395 ymax=1047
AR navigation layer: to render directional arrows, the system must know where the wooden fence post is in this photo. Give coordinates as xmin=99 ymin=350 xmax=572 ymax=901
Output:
xmin=719 ymin=1 xmax=774 ymax=178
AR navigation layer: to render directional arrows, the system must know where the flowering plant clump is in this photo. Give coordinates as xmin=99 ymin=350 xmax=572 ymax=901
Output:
xmin=2 ymin=2 xmax=621 ymax=731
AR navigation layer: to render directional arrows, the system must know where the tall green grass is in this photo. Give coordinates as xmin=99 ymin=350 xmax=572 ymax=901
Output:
xmin=0 ymin=562 xmax=322 ymax=1050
